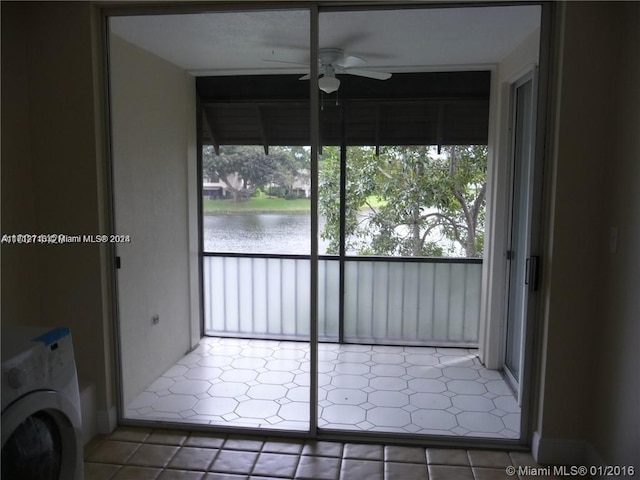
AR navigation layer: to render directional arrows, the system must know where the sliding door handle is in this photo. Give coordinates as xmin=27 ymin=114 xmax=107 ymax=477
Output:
xmin=525 ymin=256 xmax=540 ymax=291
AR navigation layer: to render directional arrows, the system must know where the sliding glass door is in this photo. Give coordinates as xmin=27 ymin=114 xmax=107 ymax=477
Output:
xmin=314 ymin=6 xmax=520 ymax=439
xmin=197 ymin=9 xmax=314 ymax=432
xmin=505 ymin=72 xmax=537 ymax=402
xmin=111 ymin=8 xmax=314 ymax=431
xmin=109 ymin=1 xmax=544 ymax=445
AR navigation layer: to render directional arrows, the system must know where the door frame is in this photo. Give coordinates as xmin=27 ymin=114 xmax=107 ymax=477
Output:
xmin=103 ymin=0 xmax=556 ymax=450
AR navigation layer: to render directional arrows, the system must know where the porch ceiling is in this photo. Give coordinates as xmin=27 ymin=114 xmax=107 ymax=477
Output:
xmin=197 ymin=70 xmax=490 ymax=150
xmin=110 ymin=6 xmax=540 ymax=76
xmin=110 ymin=4 xmax=540 ymax=150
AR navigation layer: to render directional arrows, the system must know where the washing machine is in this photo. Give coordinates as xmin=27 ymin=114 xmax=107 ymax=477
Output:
xmin=1 ymin=326 xmax=83 ymax=480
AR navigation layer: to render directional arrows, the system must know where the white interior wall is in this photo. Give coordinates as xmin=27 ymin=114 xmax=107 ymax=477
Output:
xmin=1 ymin=2 xmax=117 ymax=434
xmin=533 ymin=2 xmax=639 ymax=466
xmin=590 ymin=3 xmax=640 ymax=465
xmin=109 ymin=34 xmax=197 ymax=406
xmin=1 ymin=3 xmax=40 ymax=327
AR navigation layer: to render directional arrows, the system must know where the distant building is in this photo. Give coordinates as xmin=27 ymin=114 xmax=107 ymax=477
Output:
xmin=290 ymin=169 xmax=310 ymax=198
xmin=204 ymin=171 xmax=310 ymax=199
xmin=203 ymin=173 xmax=242 ymax=199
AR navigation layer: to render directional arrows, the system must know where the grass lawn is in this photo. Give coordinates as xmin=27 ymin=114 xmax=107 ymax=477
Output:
xmin=204 ymin=196 xmax=310 ymax=213
xmin=364 ymin=195 xmax=387 ymax=208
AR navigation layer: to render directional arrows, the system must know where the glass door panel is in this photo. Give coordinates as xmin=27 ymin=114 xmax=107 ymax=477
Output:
xmin=198 ymin=9 xmax=312 ymax=432
xmin=317 ymin=6 xmax=492 ymax=436
xmin=110 ymin=8 xmax=311 ymax=432
xmin=505 ymin=74 xmax=536 ymax=398
xmin=317 ymin=4 xmax=536 ymax=439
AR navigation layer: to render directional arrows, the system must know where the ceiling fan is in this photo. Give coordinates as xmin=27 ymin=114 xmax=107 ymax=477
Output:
xmin=267 ymin=47 xmax=392 ymax=93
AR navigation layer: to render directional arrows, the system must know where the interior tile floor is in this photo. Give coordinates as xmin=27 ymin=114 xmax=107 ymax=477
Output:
xmin=126 ymin=337 xmax=519 ymax=439
xmin=85 ymin=426 xmax=559 ymax=480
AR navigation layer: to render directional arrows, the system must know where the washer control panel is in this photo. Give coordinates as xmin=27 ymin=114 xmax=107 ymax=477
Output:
xmin=1 ymin=327 xmax=75 ymax=410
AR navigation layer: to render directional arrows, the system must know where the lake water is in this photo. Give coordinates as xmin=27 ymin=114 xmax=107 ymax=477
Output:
xmin=204 ymin=212 xmax=461 ymax=256
xmin=204 ymin=213 xmax=330 ymax=255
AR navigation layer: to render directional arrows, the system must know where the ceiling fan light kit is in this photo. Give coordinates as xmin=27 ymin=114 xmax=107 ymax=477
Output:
xmin=268 ymin=47 xmax=392 ymax=93
xmin=318 ymin=69 xmax=340 ymax=94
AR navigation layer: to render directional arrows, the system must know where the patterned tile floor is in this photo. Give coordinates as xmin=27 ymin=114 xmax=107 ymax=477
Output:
xmin=126 ymin=337 xmax=520 ymax=439
xmin=84 ymin=426 xmax=559 ymax=480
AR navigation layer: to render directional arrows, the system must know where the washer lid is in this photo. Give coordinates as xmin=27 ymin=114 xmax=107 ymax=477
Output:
xmin=1 ymin=327 xmax=71 ymax=363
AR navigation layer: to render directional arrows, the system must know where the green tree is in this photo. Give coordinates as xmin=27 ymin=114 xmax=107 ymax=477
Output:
xmin=318 ymin=145 xmax=487 ymax=257
xmin=203 ymin=145 xmax=300 ymax=202
xmin=436 ymin=145 xmax=487 ymax=257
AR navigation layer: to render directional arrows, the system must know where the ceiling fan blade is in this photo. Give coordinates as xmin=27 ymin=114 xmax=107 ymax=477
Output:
xmin=334 ymin=55 xmax=366 ymax=68
xmin=263 ymin=59 xmax=308 ymax=66
xmin=344 ymin=68 xmax=392 ymax=80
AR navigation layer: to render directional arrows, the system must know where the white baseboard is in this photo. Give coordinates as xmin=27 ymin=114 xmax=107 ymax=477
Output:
xmin=79 ymin=382 xmax=97 ymax=445
xmin=532 ymin=431 xmax=587 ymax=465
xmin=532 ymin=432 xmax=615 ymax=480
xmin=97 ymin=405 xmax=118 ymax=435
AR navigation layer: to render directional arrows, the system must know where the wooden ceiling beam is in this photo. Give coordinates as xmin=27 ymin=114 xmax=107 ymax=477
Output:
xmin=202 ymin=107 xmax=221 ymax=155
xmin=255 ymin=105 xmax=269 ymax=155
xmin=437 ymin=103 xmax=444 ymax=154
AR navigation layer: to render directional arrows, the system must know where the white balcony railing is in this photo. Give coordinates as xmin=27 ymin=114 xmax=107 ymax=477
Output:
xmin=203 ymin=254 xmax=482 ymax=347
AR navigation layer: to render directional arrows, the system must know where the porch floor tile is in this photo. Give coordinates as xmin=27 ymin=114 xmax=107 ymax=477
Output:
xmin=125 ymin=337 xmax=520 ymax=439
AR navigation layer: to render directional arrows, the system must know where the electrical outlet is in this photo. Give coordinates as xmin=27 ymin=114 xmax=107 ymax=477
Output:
xmin=152 ymin=314 xmax=159 ymax=325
